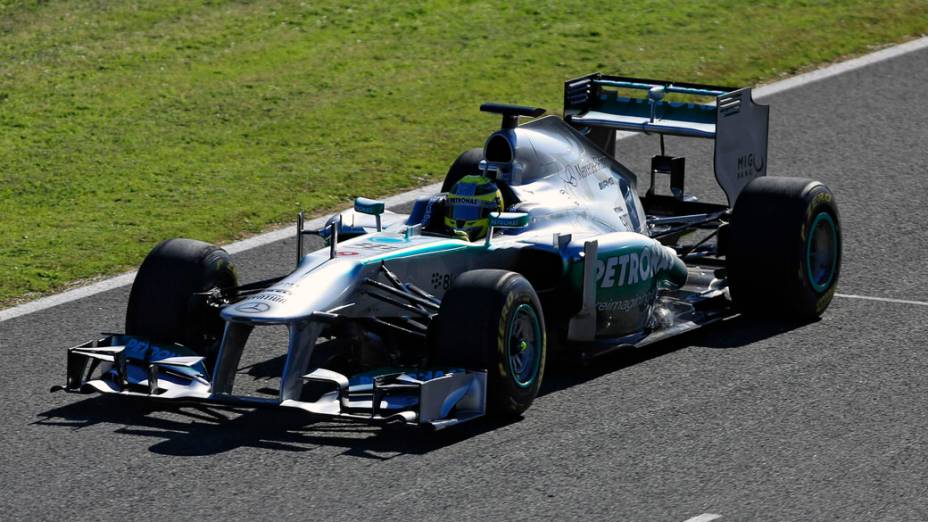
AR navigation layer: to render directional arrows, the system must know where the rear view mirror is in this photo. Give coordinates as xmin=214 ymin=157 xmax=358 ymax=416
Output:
xmin=354 ymin=197 xmax=385 ymax=216
xmin=354 ymin=197 xmax=385 ymax=231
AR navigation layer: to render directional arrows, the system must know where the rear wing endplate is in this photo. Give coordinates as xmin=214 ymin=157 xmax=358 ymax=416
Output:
xmin=564 ymin=73 xmax=769 ymax=205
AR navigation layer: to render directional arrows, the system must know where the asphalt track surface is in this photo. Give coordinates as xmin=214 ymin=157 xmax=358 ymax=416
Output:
xmin=3 ymin=47 xmax=928 ymax=521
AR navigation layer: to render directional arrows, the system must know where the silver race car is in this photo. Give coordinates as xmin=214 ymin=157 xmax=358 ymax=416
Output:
xmin=56 ymin=73 xmax=841 ymax=429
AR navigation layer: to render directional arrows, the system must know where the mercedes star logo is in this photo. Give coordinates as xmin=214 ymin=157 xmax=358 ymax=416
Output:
xmin=235 ymin=302 xmax=271 ymax=313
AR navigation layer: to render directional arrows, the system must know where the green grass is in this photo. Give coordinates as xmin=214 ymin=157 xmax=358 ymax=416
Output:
xmin=1 ymin=0 xmax=926 ymax=305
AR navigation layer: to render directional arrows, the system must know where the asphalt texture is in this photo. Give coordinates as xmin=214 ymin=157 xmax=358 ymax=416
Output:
xmin=3 ymin=48 xmax=928 ymax=521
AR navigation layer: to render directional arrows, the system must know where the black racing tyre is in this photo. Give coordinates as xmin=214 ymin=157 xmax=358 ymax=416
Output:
xmin=441 ymin=147 xmax=484 ymax=192
xmin=126 ymin=238 xmax=238 ymax=360
xmin=727 ymin=177 xmax=841 ymax=319
xmin=432 ymin=269 xmax=546 ymax=417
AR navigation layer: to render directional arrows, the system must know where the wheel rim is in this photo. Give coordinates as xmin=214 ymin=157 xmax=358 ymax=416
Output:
xmin=806 ymin=212 xmax=838 ymax=292
xmin=506 ymin=303 xmax=542 ymax=388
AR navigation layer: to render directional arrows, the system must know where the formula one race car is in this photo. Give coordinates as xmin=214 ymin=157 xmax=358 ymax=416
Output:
xmin=56 ymin=73 xmax=841 ymax=429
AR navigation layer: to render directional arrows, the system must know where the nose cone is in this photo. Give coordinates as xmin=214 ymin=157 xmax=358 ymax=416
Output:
xmin=221 ymin=258 xmax=363 ymax=323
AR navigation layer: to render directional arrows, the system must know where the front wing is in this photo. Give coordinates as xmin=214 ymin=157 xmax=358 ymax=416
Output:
xmin=54 ymin=335 xmax=487 ymax=430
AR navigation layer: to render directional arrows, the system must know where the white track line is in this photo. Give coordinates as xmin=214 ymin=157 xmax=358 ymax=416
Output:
xmin=753 ymin=36 xmax=928 ymax=99
xmin=835 ymin=293 xmax=928 ymax=307
xmin=683 ymin=514 xmax=722 ymax=522
xmin=3 ymin=35 xmax=928 ymax=323
xmin=0 ymin=182 xmax=439 ymax=323
xmin=220 ymin=182 xmax=442 ymax=255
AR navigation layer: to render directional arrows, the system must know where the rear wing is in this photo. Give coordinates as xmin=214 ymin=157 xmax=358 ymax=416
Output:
xmin=564 ymin=73 xmax=769 ymax=205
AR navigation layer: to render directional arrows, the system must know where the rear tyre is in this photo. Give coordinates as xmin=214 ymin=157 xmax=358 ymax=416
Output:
xmin=727 ymin=177 xmax=841 ymax=319
xmin=441 ymin=148 xmax=484 ymax=192
xmin=432 ymin=270 xmax=546 ymax=417
xmin=126 ymin=238 xmax=238 ymax=362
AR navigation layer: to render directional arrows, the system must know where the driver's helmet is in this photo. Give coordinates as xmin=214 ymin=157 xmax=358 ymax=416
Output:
xmin=444 ymin=174 xmax=504 ymax=241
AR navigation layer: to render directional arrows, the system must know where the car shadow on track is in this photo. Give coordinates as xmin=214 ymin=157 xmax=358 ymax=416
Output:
xmin=35 ymin=315 xmax=812 ymax=458
xmin=540 ymin=314 xmax=815 ymax=395
xmin=34 ymin=395 xmax=519 ymax=459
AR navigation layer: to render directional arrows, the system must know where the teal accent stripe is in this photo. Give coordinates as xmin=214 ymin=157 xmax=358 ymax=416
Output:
xmin=360 ymin=239 xmax=484 ymax=265
xmin=507 ymin=303 xmax=542 ymax=389
xmin=806 ymin=212 xmax=837 ymax=293
xmin=595 ymin=79 xmax=729 ymax=97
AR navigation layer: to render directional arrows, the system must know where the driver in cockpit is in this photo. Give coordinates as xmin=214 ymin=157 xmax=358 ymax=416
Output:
xmin=443 ymin=174 xmax=504 ymax=242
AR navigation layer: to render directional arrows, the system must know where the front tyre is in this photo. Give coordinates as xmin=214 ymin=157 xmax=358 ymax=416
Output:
xmin=727 ymin=177 xmax=841 ymax=319
xmin=126 ymin=238 xmax=238 ymax=362
xmin=432 ymin=270 xmax=546 ymax=417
